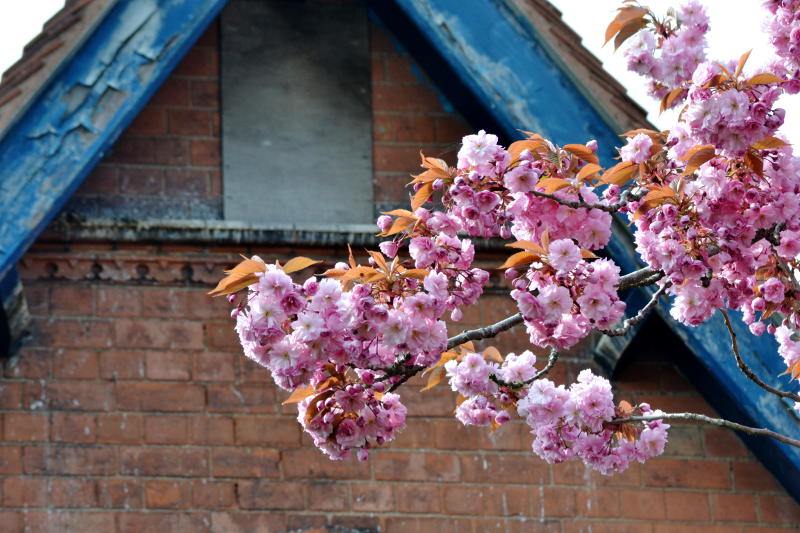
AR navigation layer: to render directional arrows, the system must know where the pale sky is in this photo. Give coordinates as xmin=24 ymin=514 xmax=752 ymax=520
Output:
xmin=549 ymin=0 xmax=800 ymax=140
xmin=0 ymin=2 xmax=797 ymax=142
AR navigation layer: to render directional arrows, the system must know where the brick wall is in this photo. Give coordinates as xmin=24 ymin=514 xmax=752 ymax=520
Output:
xmin=2 ymin=14 xmax=799 ymax=533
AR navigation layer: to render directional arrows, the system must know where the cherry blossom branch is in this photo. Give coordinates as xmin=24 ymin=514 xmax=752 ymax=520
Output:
xmin=490 ymin=348 xmax=559 ymax=390
xmin=446 ymin=313 xmax=524 ymax=349
xmin=530 ymin=186 xmax=648 ymax=213
xmin=719 ymin=309 xmax=800 ymax=403
xmin=614 ymin=413 xmax=800 ymax=448
xmin=602 ymin=282 xmax=670 ymax=337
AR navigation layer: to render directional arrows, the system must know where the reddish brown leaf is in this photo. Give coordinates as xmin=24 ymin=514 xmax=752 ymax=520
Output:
xmin=563 ymin=144 xmax=600 ymax=165
xmin=282 ymin=385 xmax=316 ymax=405
xmin=744 ymin=149 xmax=764 ymax=178
xmin=537 ymin=177 xmax=571 ymax=194
xmin=411 ymin=182 xmax=433 ymax=211
xmin=282 ymin=256 xmax=321 ymax=274
xmin=498 ymin=251 xmax=539 ymax=269
xmin=506 ymin=240 xmax=546 ymax=254
xmin=605 ymin=6 xmax=647 ymax=45
xmin=577 ymin=163 xmax=603 ymax=182
xmin=735 ymin=49 xmax=752 ymax=78
xmin=208 ymin=257 xmax=266 ymax=296
xmin=661 ymin=87 xmax=684 ymax=113
xmin=400 ymin=268 xmax=430 ymax=280
xmin=482 ymin=346 xmax=503 ymax=363
xmin=614 ymin=16 xmax=648 ymax=50
xmin=752 ymin=136 xmax=790 ymax=150
xmin=681 ymin=145 xmax=716 ymax=175
xmin=422 ymin=366 xmax=446 ymax=391
xmin=746 ymin=73 xmax=785 ymax=85
xmin=600 ymin=161 xmax=637 ymax=186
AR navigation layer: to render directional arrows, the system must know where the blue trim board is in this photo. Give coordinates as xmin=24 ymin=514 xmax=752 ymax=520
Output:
xmin=379 ymin=0 xmax=799 ymax=498
xmin=0 ymin=0 xmax=228 ymax=281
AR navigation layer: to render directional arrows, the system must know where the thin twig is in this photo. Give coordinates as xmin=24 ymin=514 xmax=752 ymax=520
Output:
xmin=530 ymin=187 xmax=647 ymax=213
xmin=618 ymin=267 xmax=662 ymax=291
xmin=446 ymin=313 xmax=524 ymax=349
xmin=490 ymin=348 xmax=559 ymax=390
xmin=602 ymin=282 xmax=670 ymax=337
xmin=615 ymin=413 xmax=800 ymax=448
xmin=719 ymin=309 xmax=800 ymax=403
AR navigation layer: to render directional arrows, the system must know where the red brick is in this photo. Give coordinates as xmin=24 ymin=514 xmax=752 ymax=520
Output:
xmin=705 ymin=428 xmax=750 ymax=458
xmin=175 ymin=46 xmax=217 ymax=77
xmin=3 ymin=413 xmax=48 ymax=442
xmin=97 ymin=478 xmax=142 ymax=509
xmin=51 ymin=413 xmax=96 ymax=443
xmin=191 ymin=79 xmax=219 ymax=107
xmin=234 ymin=416 xmax=300 ymax=446
xmin=384 ymin=517 xmax=473 ymax=533
xmin=283 ymin=448 xmax=371 ymax=480
xmin=146 ymin=480 xmax=190 ymax=509
xmin=372 ymin=85 xmax=443 ymax=112
xmin=99 ymin=350 xmax=145 ymax=379
xmin=23 ymin=445 xmax=117 ymax=475
xmin=164 ymin=169 xmax=210 ymax=197
xmin=308 ymin=481 xmax=350 ymax=511
xmin=484 ymin=485 xmax=531 ymax=517
xmin=435 ymin=115 xmax=471 ymax=143
xmin=190 ymin=139 xmax=221 ymax=166
xmin=663 ymin=425 xmax=704 ymax=457
xmin=108 ymin=137 xmax=189 ymax=166
xmin=619 ymin=489 xmax=665 ymax=520
xmin=237 ymin=480 xmax=306 ymax=510
xmin=575 ymin=488 xmax=622 ymax=518
xmin=168 ymin=108 xmax=214 ymax=136
xmin=205 ymin=321 xmax=240 ymax=351
xmin=39 ymin=319 xmax=113 ymax=348
xmin=385 ymin=55 xmax=420 ymax=83
xmin=0 ymin=382 xmax=22 ymax=409
xmin=211 ymin=448 xmax=280 ymax=478
xmin=192 ymin=480 xmax=235 ymax=509
xmin=210 ymin=512 xmax=287 ymax=533
xmin=442 ymin=485 xmax=484 ymax=515
xmin=351 ymin=482 xmax=395 ymax=512
xmin=96 ymin=288 xmax=141 ymax=317
xmin=146 ymin=351 xmax=192 ymax=380
xmin=116 ymin=511 xmax=211 ymax=533
xmin=150 ymin=77 xmax=190 ymax=106
xmin=52 ymin=349 xmax=97 ymax=379
xmin=713 ymin=493 xmax=757 ymax=522
xmin=460 ymin=453 xmax=547 ymax=484
xmin=191 ymin=416 xmax=235 ymax=445
xmin=193 ymin=352 xmax=235 ymax=381
xmin=50 ymin=478 xmax=97 ymax=508
xmin=50 ymin=286 xmax=92 ymax=315
xmin=97 ymin=414 xmax=142 ymax=444
xmin=374 ymin=173 xmax=410 ymax=204
xmin=78 ymin=164 xmax=118 ymax=195
xmin=665 ymin=491 xmax=710 ymax=521
xmin=374 ymin=144 xmax=438 ymax=173
xmin=115 ymin=382 xmax=205 ymax=412
xmin=734 ymin=460 xmax=782 ymax=491
xmin=118 ymin=167 xmax=163 ymax=195
xmin=3 ymin=477 xmax=48 ymax=507
xmin=120 ymin=447 xmax=208 ymax=477
xmin=38 ymin=381 xmax=114 ymax=411
xmin=25 ymin=511 xmax=116 ymax=532
xmin=0 ymin=511 xmax=22 ymax=532
xmin=759 ymin=494 xmax=800 ymax=525
xmin=540 ymin=486 xmax=577 ymax=518
xmin=0 ymin=446 xmax=21 ymax=474
xmin=374 ymin=452 xmax=460 ymax=482
xmin=144 ymin=415 xmax=190 ymax=444
xmin=396 ymin=484 xmax=441 ymax=514
xmin=643 ymin=458 xmax=731 ymax=489
xmin=566 ymin=522 xmax=654 ymax=533
xmin=207 ymin=384 xmax=275 ymax=413
xmin=114 ymin=319 xmax=204 ymax=349
xmin=126 ymin=107 xmax=166 ymax=135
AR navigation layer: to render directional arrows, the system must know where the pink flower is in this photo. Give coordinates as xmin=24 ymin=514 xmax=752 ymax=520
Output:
xmin=335 ymin=418 xmax=365 ymax=449
xmin=547 ymin=239 xmax=582 ymax=274
xmin=761 ymin=278 xmax=785 ymax=304
xmin=537 ymin=285 xmax=573 ymax=322
xmin=619 ymin=133 xmax=653 ymax=163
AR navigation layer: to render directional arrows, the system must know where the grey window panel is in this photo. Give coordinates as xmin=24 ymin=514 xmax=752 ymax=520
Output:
xmin=221 ymin=0 xmax=373 ymax=224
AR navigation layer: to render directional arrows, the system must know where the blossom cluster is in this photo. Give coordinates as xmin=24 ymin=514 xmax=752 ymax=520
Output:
xmin=764 ymin=0 xmax=800 ymax=87
xmin=444 ymin=351 xmax=669 ymax=474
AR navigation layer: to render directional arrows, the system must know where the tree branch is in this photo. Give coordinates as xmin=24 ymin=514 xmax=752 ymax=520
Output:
xmin=615 ymin=413 xmax=800 ymax=448
xmin=446 ymin=313 xmax=524 ymax=349
xmin=602 ymin=282 xmax=670 ymax=337
xmin=719 ymin=309 xmax=800 ymax=403
xmin=530 ymin=186 xmax=647 ymax=213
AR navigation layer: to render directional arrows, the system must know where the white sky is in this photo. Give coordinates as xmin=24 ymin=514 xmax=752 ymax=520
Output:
xmin=0 ymin=2 xmax=797 ymax=141
xmin=549 ymin=0 xmax=800 ymax=140
xmin=0 ymin=2 xmax=63 ymax=75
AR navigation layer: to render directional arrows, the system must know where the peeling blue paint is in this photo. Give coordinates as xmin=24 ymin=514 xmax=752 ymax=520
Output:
xmin=0 ymin=0 xmax=227 ymax=281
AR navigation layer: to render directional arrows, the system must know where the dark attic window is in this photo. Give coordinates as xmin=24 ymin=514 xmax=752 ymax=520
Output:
xmin=221 ymin=0 xmax=373 ymax=225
